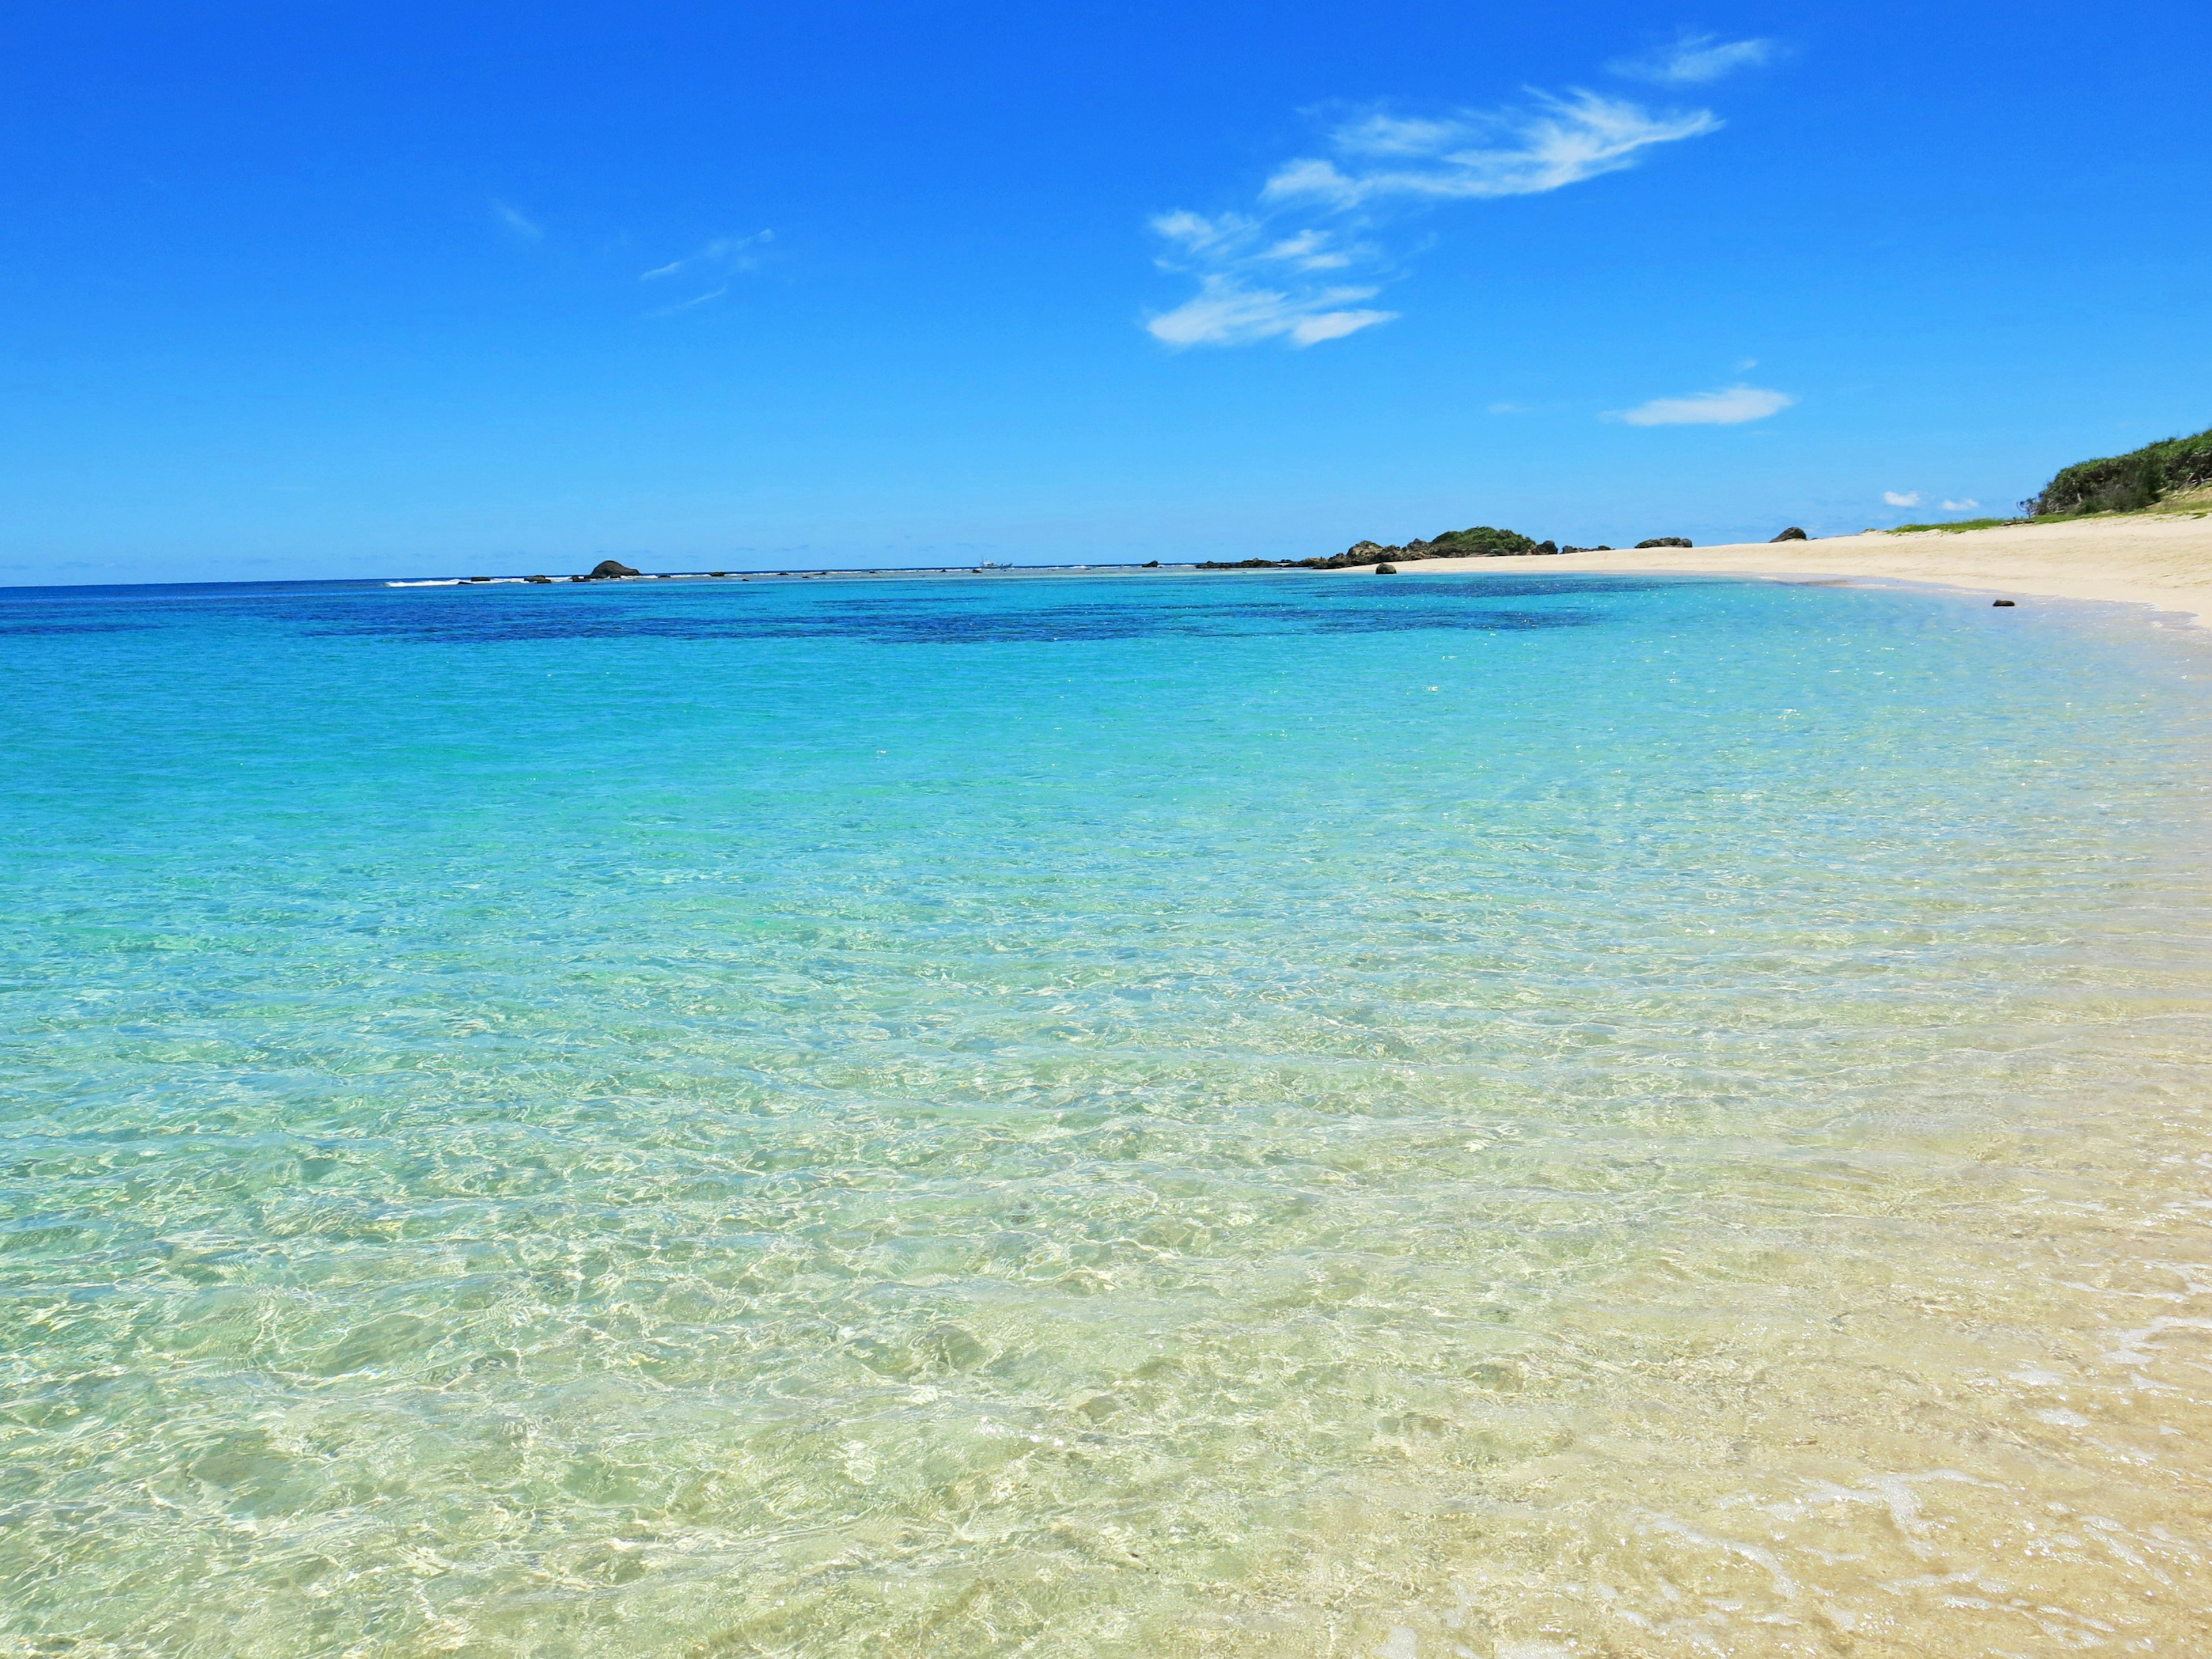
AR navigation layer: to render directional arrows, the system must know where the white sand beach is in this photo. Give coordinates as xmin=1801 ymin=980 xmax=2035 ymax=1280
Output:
xmin=1358 ymin=509 xmax=2212 ymax=626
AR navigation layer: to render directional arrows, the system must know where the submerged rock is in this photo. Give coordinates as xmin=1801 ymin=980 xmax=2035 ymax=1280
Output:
xmin=1993 ymin=599 xmax=2017 ymax=607
xmin=1771 ymin=527 xmax=1808 ymax=542
xmin=1375 ymin=562 xmax=1398 ymax=575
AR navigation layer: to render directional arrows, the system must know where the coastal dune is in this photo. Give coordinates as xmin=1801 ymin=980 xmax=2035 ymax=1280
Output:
xmin=1362 ymin=510 xmax=2212 ymax=626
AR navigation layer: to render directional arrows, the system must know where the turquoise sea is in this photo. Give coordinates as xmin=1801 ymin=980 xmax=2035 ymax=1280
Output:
xmin=4 ymin=569 xmax=2211 ymax=1657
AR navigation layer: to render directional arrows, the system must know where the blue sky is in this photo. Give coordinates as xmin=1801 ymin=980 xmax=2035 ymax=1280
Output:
xmin=3 ymin=1 xmax=2208 ymax=583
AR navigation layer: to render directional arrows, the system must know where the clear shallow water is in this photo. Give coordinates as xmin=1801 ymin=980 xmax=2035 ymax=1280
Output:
xmin=3 ymin=570 xmax=2211 ymax=1658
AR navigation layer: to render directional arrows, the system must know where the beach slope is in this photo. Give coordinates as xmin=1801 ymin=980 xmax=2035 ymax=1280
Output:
xmin=1366 ymin=512 xmax=2212 ymax=625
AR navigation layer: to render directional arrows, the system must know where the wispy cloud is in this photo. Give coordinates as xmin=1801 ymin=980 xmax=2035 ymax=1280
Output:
xmin=640 ymin=232 xmax=771 ymax=282
xmin=1609 ymin=32 xmax=1776 ymax=86
xmin=656 ymin=285 xmax=730 ymax=315
xmin=493 ymin=201 xmax=544 ymax=241
xmin=1145 ymin=214 xmax=1396 ymax=347
xmin=1612 ymin=384 xmax=1796 ymax=426
xmin=642 ymin=232 xmax=773 ymax=310
xmin=1146 ymin=84 xmax=1721 ymax=349
xmin=1262 ymin=92 xmax=1719 ymax=210
xmin=1884 ymin=490 xmax=1922 ymax=507
xmin=1941 ymin=497 xmax=1980 ymax=511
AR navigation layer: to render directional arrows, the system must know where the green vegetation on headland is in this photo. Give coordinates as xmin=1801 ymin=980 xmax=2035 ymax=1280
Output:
xmin=2026 ymin=424 xmax=2212 ymax=517
xmin=1880 ymin=424 xmax=2212 ymax=535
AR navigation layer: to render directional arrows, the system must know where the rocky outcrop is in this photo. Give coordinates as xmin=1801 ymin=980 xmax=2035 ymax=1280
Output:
xmin=1635 ymin=537 xmax=1693 ymax=548
xmin=585 ymin=559 xmax=642 ymax=579
xmin=1375 ymin=562 xmax=1397 ymax=575
xmin=1771 ymin=527 xmax=1808 ymax=542
xmin=1196 ymin=525 xmax=1563 ymax=571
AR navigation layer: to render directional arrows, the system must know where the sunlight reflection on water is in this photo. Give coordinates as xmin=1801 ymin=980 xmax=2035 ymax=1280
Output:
xmin=2 ymin=571 xmax=2209 ymax=1656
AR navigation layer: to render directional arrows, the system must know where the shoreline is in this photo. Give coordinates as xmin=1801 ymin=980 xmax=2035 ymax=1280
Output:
xmin=1338 ymin=510 xmax=2212 ymax=627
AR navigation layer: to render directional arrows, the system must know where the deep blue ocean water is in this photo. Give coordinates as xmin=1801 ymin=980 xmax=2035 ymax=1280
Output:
xmin=5 ymin=570 xmax=2211 ymax=1657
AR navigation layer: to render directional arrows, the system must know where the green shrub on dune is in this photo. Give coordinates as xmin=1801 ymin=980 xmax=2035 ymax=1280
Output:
xmin=1888 ymin=517 xmax=2024 ymax=534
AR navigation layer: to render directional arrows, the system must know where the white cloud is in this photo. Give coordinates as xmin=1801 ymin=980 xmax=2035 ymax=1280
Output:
xmin=1941 ymin=498 xmax=1980 ymax=511
xmin=1884 ymin=490 xmax=1922 ymax=507
xmin=639 ymin=231 xmax=773 ymax=313
xmin=493 ymin=201 xmax=544 ymax=241
xmin=1146 ymin=82 xmax=1722 ymax=349
xmin=1610 ymin=33 xmax=1776 ymax=86
xmin=1612 ymin=385 xmax=1796 ymax=426
xmin=1263 ymin=92 xmax=1719 ymax=210
xmin=1146 ymin=274 xmax=1395 ymax=349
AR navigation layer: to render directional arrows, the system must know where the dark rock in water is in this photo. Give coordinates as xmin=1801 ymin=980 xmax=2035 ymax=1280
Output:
xmin=586 ymin=559 xmax=642 ymax=579
xmin=710 ymin=571 xmax=730 ymax=577
xmin=467 ymin=577 xmax=491 ymax=582
xmin=1375 ymin=562 xmax=1398 ymax=575
xmin=1196 ymin=557 xmax=1283 ymax=570
xmin=1636 ymin=537 xmax=1694 ymax=548
xmin=1993 ymin=599 xmax=2017 ymax=607
xmin=1771 ymin=527 xmax=1808 ymax=542
xmin=525 ymin=575 xmax=552 ymax=584
xmin=1142 ymin=560 xmax=1161 ymax=568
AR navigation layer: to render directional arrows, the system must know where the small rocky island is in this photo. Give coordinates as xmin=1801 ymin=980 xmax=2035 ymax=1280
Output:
xmin=1196 ymin=525 xmax=1699 ymax=570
